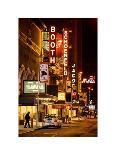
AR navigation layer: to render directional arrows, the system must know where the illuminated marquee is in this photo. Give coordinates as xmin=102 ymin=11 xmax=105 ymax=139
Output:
xmin=49 ymin=26 xmax=56 ymax=64
xmin=63 ymin=29 xmax=68 ymax=75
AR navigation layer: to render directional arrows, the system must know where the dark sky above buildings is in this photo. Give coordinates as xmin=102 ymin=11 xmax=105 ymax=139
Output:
xmin=32 ymin=18 xmax=97 ymax=78
xmin=82 ymin=19 xmax=97 ymax=78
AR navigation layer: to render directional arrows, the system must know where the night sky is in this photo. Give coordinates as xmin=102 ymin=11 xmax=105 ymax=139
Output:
xmin=82 ymin=19 xmax=97 ymax=78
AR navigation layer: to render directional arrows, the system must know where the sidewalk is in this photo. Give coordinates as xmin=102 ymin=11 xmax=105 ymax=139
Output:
xmin=19 ymin=122 xmax=43 ymax=135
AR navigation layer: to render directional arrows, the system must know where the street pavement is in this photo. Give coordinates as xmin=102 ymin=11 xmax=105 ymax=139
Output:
xmin=19 ymin=118 xmax=97 ymax=137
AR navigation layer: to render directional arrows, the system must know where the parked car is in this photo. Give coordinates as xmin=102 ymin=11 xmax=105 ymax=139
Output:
xmin=42 ymin=114 xmax=62 ymax=128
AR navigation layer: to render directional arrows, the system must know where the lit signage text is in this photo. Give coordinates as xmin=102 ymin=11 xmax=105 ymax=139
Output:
xmin=63 ymin=29 xmax=68 ymax=75
xmin=71 ymin=64 xmax=77 ymax=103
xmin=82 ymin=76 xmax=95 ymax=83
xmin=78 ymin=72 xmax=82 ymax=93
xmin=49 ymin=26 xmax=56 ymax=64
xmin=24 ymin=81 xmax=45 ymax=94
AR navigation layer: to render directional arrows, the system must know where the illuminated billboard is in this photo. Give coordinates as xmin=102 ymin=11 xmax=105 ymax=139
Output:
xmin=40 ymin=63 xmax=49 ymax=82
xmin=63 ymin=28 xmax=69 ymax=75
xmin=49 ymin=26 xmax=56 ymax=64
xmin=24 ymin=81 xmax=45 ymax=94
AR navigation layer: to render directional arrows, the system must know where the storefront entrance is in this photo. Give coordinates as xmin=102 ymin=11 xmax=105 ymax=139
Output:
xmin=18 ymin=106 xmax=37 ymax=127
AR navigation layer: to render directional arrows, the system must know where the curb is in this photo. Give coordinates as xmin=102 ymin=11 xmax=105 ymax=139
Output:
xmin=19 ymin=127 xmax=42 ymax=135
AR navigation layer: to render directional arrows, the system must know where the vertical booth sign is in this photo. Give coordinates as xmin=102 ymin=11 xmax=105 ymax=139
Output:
xmin=49 ymin=26 xmax=56 ymax=64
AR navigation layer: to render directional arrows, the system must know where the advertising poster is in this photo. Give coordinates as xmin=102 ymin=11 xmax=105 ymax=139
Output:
xmin=40 ymin=63 xmax=49 ymax=82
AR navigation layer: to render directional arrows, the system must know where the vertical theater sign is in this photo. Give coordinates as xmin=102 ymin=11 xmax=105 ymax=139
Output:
xmin=63 ymin=28 xmax=68 ymax=76
xmin=49 ymin=26 xmax=56 ymax=64
xmin=72 ymin=63 xmax=77 ymax=103
xmin=63 ymin=28 xmax=70 ymax=103
xmin=78 ymin=72 xmax=82 ymax=93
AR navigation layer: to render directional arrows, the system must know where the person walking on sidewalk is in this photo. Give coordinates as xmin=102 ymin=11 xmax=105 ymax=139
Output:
xmin=24 ymin=112 xmax=30 ymax=128
xmin=66 ymin=115 xmax=69 ymax=123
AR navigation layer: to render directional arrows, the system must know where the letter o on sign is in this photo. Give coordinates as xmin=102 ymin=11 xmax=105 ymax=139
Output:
xmin=51 ymin=42 xmax=55 ymax=48
xmin=51 ymin=34 xmax=55 ymax=40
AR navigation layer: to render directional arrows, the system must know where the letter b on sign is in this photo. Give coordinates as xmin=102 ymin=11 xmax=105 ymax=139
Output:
xmin=51 ymin=26 xmax=55 ymax=32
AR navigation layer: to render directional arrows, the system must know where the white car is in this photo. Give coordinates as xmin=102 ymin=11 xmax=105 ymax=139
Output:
xmin=42 ymin=115 xmax=62 ymax=128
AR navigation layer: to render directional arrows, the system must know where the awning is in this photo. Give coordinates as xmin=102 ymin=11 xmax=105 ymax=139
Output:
xmin=19 ymin=96 xmax=37 ymax=106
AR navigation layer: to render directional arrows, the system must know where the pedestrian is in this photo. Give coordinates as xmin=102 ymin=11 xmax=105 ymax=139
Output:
xmin=66 ymin=115 xmax=69 ymax=123
xmin=89 ymin=111 xmax=92 ymax=119
xmin=24 ymin=112 xmax=31 ymax=128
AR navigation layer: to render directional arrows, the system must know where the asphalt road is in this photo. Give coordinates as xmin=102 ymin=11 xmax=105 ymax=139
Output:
xmin=19 ymin=118 xmax=97 ymax=137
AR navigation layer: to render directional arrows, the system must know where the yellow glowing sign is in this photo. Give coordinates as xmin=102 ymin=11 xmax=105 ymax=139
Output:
xmin=58 ymin=92 xmax=65 ymax=101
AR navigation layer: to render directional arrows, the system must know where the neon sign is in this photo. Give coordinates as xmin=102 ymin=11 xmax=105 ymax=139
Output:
xmin=82 ymin=76 xmax=95 ymax=83
xmin=63 ymin=29 xmax=68 ymax=75
xmin=71 ymin=64 xmax=77 ymax=103
xmin=72 ymin=64 xmax=76 ymax=88
xmin=49 ymin=26 xmax=56 ymax=64
xmin=78 ymin=72 xmax=82 ymax=93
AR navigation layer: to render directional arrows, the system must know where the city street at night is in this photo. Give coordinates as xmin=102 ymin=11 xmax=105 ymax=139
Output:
xmin=19 ymin=118 xmax=97 ymax=137
xmin=18 ymin=18 xmax=97 ymax=137
xmin=2 ymin=2 xmax=116 ymax=155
